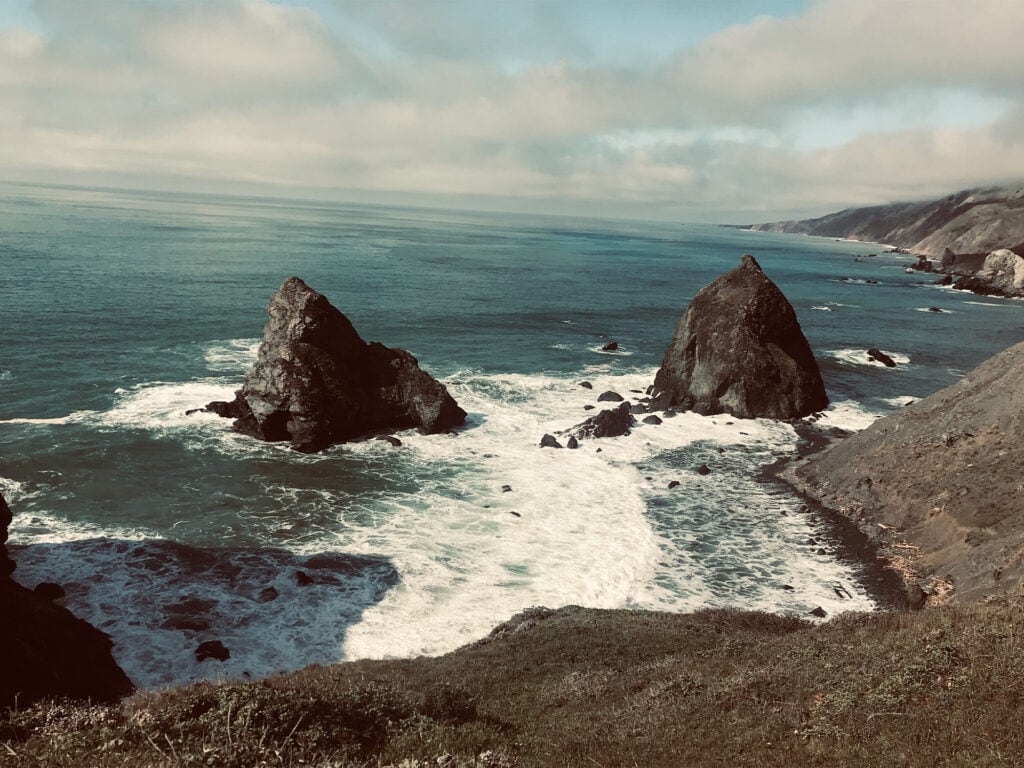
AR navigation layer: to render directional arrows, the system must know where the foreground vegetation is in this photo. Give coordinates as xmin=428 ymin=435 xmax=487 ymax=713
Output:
xmin=3 ymin=596 xmax=1024 ymax=767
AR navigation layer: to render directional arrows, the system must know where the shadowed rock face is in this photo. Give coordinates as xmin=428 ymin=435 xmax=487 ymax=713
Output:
xmin=211 ymin=277 xmax=466 ymax=453
xmin=0 ymin=492 xmax=134 ymax=708
xmin=1 ymin=493 xmax=13 ymax=578
xmin=650 ymin=255 xmax=828 ymax=419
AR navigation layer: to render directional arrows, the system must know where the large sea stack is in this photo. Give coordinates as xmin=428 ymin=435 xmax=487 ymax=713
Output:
xmin=1 ymin=492 xmax=134 ymax=708
xmin=650 ymin=254 xmax=827 ymax=419
xmin=209 ymin=277 xmax=466 ymax=453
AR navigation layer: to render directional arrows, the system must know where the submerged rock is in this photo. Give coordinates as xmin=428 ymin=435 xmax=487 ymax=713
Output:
xmin=207 ymin=277 xmax=466 ymax=453
xmin=650 ymin=254 xmax=828 ymax=419
xmin=195 ymin=640 xmax=230 ymax=663
xmin=602 ymin=341 xmax=619 ymax=352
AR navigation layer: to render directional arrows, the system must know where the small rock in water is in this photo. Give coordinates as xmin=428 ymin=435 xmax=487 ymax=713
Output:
xmin=630 ymin=404 xmax=648 ymax=415
xmin=501 ymin=484 xmax=513 ymax=493
xmin=866 ymin=348 xmax=897 ymax=367
xmin=662 ymin=409 xmax=677 ymax=418
xmin=597 ymin=390 xmax=624 ymax=402
xmin=695 ymin=464 xmax=712 ymax=475
xmin=642 ymin=415 xmax=662 ymax=425
xmin=295 ymin=571 xmax=314 ymax=586
xmin=567 ymin=436 xmax=579 ymax=449
xmin=667 ymin=480 xmax=680 ymax=489
xmin=928 ymin=306 xmax=944 ymax=313
xmin=509 ymin=511 xmax=521 ymax=518
xmin=375 ymin=435 xmax=403 ymax=447
xmin=808 ymin=607 xmax=828 ymax=618
xmin=540 ymin=434 xmax=563 ymax=449
xmin=578 ymin=381 xmax=593 ymax=390
xmin=817 ymin=548 xmax=827 ymax=556
xmin=195 ymin=640 xmax=230 ymax=663
xmin=583 ymin=405 xmax=596 ymax=411
xmin=781 ymin=584 xmax=795 ymax=591
xmin=257 ymin=587 xmax=279 ymax=603
xmin=602 ymin=341 xmax=619 ymax=352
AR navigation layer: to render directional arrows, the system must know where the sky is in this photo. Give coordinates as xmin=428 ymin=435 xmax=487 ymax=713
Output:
xmin=1 ymin=0 xmax=1023 ymax=221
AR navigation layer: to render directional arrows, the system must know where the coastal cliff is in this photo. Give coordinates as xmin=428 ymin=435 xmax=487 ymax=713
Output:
xmin=751 ymin=185 xmax=1024 ymax=258
xmin=785 ymin=340 xmax=1024 ymax=605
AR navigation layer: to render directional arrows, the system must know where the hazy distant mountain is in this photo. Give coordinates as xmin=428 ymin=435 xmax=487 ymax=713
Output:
xmin=752 ymin=185 xmax=1024 ymax=257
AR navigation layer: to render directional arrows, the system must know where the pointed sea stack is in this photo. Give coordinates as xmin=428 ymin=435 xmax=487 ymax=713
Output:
xmin=649 ymin=254 xmax=827 ymax=419
xmin=208 ymin=277 xmax=466 ymax=452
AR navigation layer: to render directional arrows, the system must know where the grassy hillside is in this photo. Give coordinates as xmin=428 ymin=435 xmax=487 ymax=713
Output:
xmin=4 ymin=598 xmax=1024 ymax=767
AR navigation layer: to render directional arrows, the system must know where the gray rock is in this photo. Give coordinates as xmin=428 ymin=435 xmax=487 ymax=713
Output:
xmin=540 ymin=433 xmax=563 ymax=449
xmin=567 ymin=436 xmax=579 ymax=449
xmin=578 ymin=381 xmax=593 ymax=389
xmin=642 ymin=415 xmax=663 ymax=425
xmin=597 ymin=390 xmax=624 ymax=402
xmin=649 ymin=255 xmax=828 ymax=419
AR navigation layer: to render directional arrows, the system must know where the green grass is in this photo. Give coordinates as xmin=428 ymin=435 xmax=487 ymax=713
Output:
xmin=4 ymin=598 xmax=1024 ymax=767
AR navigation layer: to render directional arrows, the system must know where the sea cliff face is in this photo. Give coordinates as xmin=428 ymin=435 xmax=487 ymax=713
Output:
xmin=784 ymin=341 xmax=1024 ymax=605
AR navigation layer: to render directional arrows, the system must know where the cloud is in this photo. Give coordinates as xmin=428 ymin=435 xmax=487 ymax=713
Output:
xmin=2 ymin=0 xmax=1024 ymax=219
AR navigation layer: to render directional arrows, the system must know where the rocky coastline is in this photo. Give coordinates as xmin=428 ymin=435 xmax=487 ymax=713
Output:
xmin=750 ymin=184 xmax=1024 ymax=298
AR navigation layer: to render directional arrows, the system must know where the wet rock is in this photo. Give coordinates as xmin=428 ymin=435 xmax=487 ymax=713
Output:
xmin=375 ymin=435 xmax=403 ymax=447
xmin=808 ymin=606 xmax=828 ymax=618
xmin=195 ymin=640 xmax=230 ymax=663
xmin=33 ymin=582 xmax=66 ymax=602
xmin=668 ymin=480 xmax=680 ymax=489
xmin=509 ymin=511 xmax=521 ymax=518
xmin=578 ymin=381 xmax=593 ymax=389
xmin=540 ymin=433 xmax=563 ymax=449
xmin=781 ymin=584 xmax=795 ymax=591
xmin=205 ymin=277 xmax=466 ymax=452
xmin=202 ymin=399 xmax=249 ymax=419
xmin=650 ymin=255 xmax=827 ymax=419
xmin=1 ymin=492 xmax=14 ymax=578
xmin=295 ymin=570 xmax=314 ymax=586
xmin=630 ymin=404 xmax=648 ymax=415
xmin=161 ymin=616 xmax=211 ymax=632
xmin=597 ymin=390 xmax=624 ymax=402
xmin=568 ymin=402 xmax=635 ymax=439
xmin=257 ymin=586 xmax=279 ymax=603
xmin=602 ymin=341 xmax=619 ymax=352
xmin=936 ymin=274 xmax=953 ymax=286
xmin=501 ymin=485 xmax=513 ymax=493
xmin=927 ymin=306 xmax=946 ymax=313
xmin=642 ymin=415 xmax=663 ymax=425
xmin=583 ymin=405 xmax=596 ymax=411
xmin=695 ymin=464 xmax=712 ymax=475
xmin=662 ymin=409 xmax=677 ymax=418
xmin=566 ymin=436 xmax=579 ymax=449
xmin=867 ymin=348 xmax=897 ymax=367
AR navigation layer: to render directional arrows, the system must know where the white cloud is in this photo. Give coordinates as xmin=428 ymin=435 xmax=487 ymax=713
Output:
xmin=2 ymin=0 xmax=1024 ymax=219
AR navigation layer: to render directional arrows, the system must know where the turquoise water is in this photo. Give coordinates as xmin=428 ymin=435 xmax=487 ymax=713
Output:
xmin=2 ymin=183 xmax=1021 ymax=687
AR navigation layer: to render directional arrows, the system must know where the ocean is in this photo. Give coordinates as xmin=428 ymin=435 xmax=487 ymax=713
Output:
xmin=2 ymin=183 xmax=1022 ymax=689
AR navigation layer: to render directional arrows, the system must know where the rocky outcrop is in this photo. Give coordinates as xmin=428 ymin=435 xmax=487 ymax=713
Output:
xmin=1 ymin=492 xmax=134 ymax=709
xmin=866 ymin=349 xmax=897 ymax=367
xmin=786 ymin=341 xmax=1024 ymax=603
xmin=950 ymin=249 xmax=1024 ymax=297
xmin=208 ymin=278 xmax=466 ymax=453
xmin=649 ymin=255 xmax=828 ymax=419
xmin=568 ymin=402 xmax=634 ymax=439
